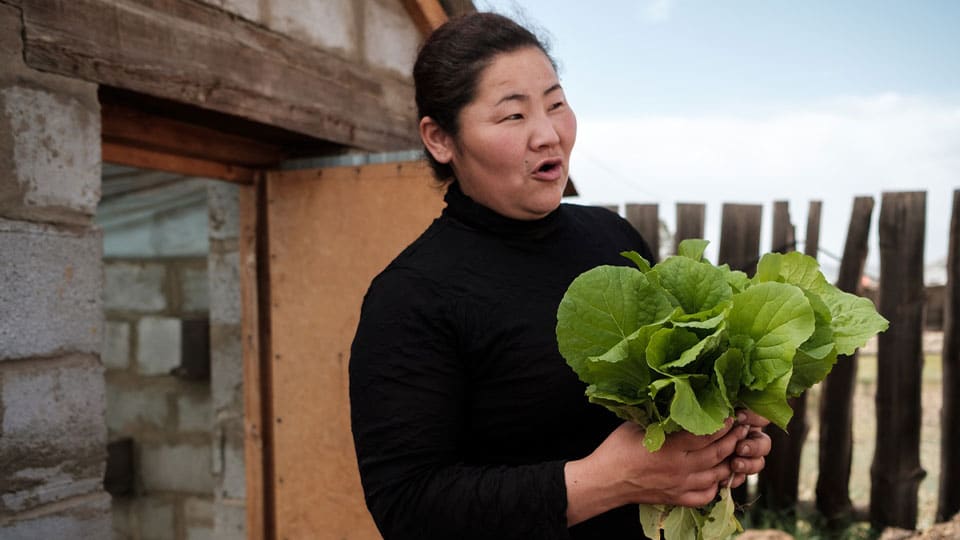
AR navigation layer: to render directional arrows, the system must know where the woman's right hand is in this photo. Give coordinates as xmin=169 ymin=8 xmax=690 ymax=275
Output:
xmin=564 ymin=419 xmax=749 ymax=526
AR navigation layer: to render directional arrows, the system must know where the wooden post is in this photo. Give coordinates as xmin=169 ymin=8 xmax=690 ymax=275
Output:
xmin=871 ymin=191 xmax=926 ymax=531
xmin=718 ymin=204 xmax=763 ymax=274
xmin=805 ymin=201 xmax=822 ymax=259
xmin=938 ymin=189 xmax=960 ymax=522
xmin=674 ymin=203 xmax=706 ymax=255
xmin=816 ymin=197 xmax=874 ymax=525
xmin=758 ymin=201 xmax=807 ymax=514
xmin=626 ymin=203 xmax=660 ymax=263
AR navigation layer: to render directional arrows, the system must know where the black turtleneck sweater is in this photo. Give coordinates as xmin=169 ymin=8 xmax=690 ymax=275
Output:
xmin=350 ymin=183 xmax=654 ymax=540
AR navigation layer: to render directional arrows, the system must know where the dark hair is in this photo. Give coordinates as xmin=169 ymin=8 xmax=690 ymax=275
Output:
xmin=413 ymin=12 xmax=555 ymax=180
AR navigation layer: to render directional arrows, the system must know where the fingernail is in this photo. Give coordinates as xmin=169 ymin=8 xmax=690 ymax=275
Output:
xmin=736 ymin=412 xmax=747 ymax=423
xmin=735 ymin=460 xmax=745 ymax=472
xmin=742 ymin=444 xmax=750 ymax=454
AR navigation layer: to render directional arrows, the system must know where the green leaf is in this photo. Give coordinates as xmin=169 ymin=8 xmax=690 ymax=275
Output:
xmin=670 ymin=376 xmax=729 ymax=436
xmin=718 ymin=264 xmax=751 ymax=293
xmin=815 ymin=286 xmax=889 ymax=356
xmin=651 ymin=257 xmax=733 ymax=316
xmin=556 ymin=265 xmax=675 ymax=374
xmin=739 ymin=370 xmax=794 ymax=430
xmin=643 ymin=421 xmax=666 ymax=452
xmin=639 ymin=504 xmax=669 ymax=540
xmin=727 ymin=282 xmax=815 ymax=390
xmin=714 ymin=348 xmax=744 ymax=410
xmin=788 ymin=349 xmax=839 ymax=398
xmin=585 ymin=387 xmax=655 ymax=425
xmin=646 ymin=327 xmax=702 ymax=375
xmin=677 ymin=238 xmax=710 ymax=261
xmin=663 ymin=506 xmax=704 ymax=540
xmin=621 ymin=250 xmax=652 ymax=272
xmin=702 ymin=487 xmax=742 ymax=540
xmin=756 ymin=251 xmax=826 ymax=290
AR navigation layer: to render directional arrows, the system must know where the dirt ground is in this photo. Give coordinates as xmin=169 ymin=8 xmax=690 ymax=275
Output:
xmin=797 ymin=331 xmax=946 ymax=530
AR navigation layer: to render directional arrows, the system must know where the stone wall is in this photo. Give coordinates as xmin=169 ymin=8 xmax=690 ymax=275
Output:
xmin=103 ymin=256 xmax=215 ymax=540
xmin=0 ymin=1 xmax=111 ymax=536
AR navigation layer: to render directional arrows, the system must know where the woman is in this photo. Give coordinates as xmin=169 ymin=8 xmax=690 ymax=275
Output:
xmin=349 ymin=12 xmax=771 ymax=539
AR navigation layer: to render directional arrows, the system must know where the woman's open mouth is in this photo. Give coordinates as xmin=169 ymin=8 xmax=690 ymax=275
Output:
xmin=531 ymin=158 xmax=564 ymax=181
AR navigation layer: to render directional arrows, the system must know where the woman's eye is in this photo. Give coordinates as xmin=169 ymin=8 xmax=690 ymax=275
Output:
xmin=549 ymin=101 xmax=565 ymax=111
xmin=502 ymin=113 xmax=523 ymax=121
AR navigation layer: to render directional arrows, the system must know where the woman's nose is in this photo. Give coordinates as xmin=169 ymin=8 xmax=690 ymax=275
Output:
xmin=530 ymin=115 xmax=561 ymax=149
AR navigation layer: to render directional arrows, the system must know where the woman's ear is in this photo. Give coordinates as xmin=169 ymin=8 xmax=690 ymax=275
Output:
xmin=419 ymin=117 xmax=455 ymax=165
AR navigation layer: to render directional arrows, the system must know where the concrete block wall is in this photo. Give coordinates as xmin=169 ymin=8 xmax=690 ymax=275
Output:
xmin=1 ymin=1 xmax=110 ymax=537
xmin=104 ymin=256 xmax=215 ymax=540
xmin=205 ymin=0 xmax=421 ymax=79
xmin=206 ymin=182 xmax=245 ymax=539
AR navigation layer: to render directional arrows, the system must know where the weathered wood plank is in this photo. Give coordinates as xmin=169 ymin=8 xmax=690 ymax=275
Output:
xmin=805 ymin=201 xmax=822 ymax=259
xmin=625 ymin=203 xmax=660 ymax=263
xmin=718 ymin=203 xmax=762 ymax=274
xmin=871 ymin=191 xmax=926 ymax=530
xmin=239 ymin=180 xmax=266 ymax=540
xmin=938 ymin=189 xmax=960 ymax=522
xmin=402 ymin=0 xmax=448 ymax=35
xmin=19 ymin=0 xmax=419 ymax=151
xmin=101 ymin=101 xmax=288 ymax=167
xmin=816 ymin=196 xmax=874 ymax=525
xmin=674 ymin=203 xmax=705 ymax=254
xmin=758 ymin=201 xmax=806 ymax=514
xmin=102 ymin=142 xmax=255 ymax=184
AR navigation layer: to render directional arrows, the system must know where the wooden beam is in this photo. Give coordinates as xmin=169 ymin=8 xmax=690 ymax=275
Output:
xmin=102 ymin=142 xmax=255 ymax=184
xmin=938 ymin=189 xmax=960 ymax=522
xmin=674 ymin=203 xmax=705 ymax=255
xmin=20 ymin=0 xmax=420 ymax=152
xmin=402 ymin=0 xmax=449 ymax=35
xmin=240 ymin=179 xmax=267 ymax=540
xmin=101 ymin=101 xmax=289 ymax=167
xmin=625 ymin=203 xmax=660 ymax=263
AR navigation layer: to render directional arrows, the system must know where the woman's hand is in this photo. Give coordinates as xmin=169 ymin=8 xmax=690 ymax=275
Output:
xmin=725 ymin=409 xmax=773 ymax=489
xmin=564 ymin=419 xmax=751 ymax=526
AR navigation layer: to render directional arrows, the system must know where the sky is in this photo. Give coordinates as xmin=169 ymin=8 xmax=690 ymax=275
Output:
xmin=478 ymin=0 xmax=960 ymax=283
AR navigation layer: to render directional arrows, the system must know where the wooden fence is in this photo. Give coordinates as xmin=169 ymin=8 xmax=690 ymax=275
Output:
xmin=620 ymin=189 xmax=959 ymax=530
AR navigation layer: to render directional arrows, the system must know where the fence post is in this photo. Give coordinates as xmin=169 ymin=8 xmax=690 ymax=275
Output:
xmin=871 ymin=191 xmax=926 ymax=531
xmin=718 ymin=204 xmax=763 ymax=274
xmin=938 ymin=189 xmax=960 ymax=522
xmin=626 ymin=203 xmax=660 ymax=263
xmin=805 ymin=201 xmax=822 ymax=259
xmin=674 ymin=203 xmax=706 ymax=255
xmin=758 ymin=201 xmax=806 ymax=514
xmin=816 ymin=196 xmax=874 ymax=526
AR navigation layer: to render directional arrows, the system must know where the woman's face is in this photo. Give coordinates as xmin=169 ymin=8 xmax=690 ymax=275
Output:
xmin=428 ymin=47 xmax=577 ymax=220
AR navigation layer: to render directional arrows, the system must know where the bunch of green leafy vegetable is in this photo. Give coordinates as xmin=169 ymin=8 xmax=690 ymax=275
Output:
xmin=555 ymin=239 xmax=888 ymax=540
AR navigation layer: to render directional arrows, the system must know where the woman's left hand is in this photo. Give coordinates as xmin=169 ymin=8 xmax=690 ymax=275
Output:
xmin=725 ymin=409 xmax=772 ymax=489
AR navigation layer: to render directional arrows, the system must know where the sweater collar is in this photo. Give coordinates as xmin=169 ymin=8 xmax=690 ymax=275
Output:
xmin=442 ymin=181 xmax=563 ymax=239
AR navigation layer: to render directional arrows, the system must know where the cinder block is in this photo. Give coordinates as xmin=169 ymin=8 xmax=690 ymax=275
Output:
xmin=140 ymin=443 xmax=215 ymax=495
xmin=111 ymin=495 xmax=135 ymax=539
xmin=364 ymin=0 xmax=420 ymax=76
xmin=211 ymin=323 xmax=243 ymax=413
xmin=137 ymin=495 xmax=175 ymax=540
xmin=0 ymin=492 xmax=111 ymax=539
xmin=184 ymin=496 xmax=214 ymax=525
xmin=207 ymin=182 xmax=240 ymax=241
xmin=0 ymin=219 xmax=102 ymax=359
xmin=0 ymin=356 xmax=107 ymax=513
xmin=178 ymin=392 xmax=212 ymax=432
xmin=268 ymin=0 xmax=355 ymax=55
xmin=103 ymin=261 xmax=167 ymax=312
xmin=102 ymin=320 xmax=131 ymax=370
xmin=137 ymin=317 xmax=182 ymax=376
xmin=213 ymin=501 xmax=246 ymax=539
xmin=182 ymin=266 xmax=210 ymax=312
xmin=209 ymin=252 xmax=240 ymax=325
xmin=188 ymin=525 xmax=214 ymax=540
xmin=221 ymin=429 xmax=246 ymax=500
xmin=0 ymin=86 xmax=101 ymax=223
xmin=105 ymin=382 xmax=171 ymax=433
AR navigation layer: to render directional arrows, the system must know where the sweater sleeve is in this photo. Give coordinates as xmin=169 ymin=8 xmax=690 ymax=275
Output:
xmin=349 ymin=269 xmax=572 ymax=540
